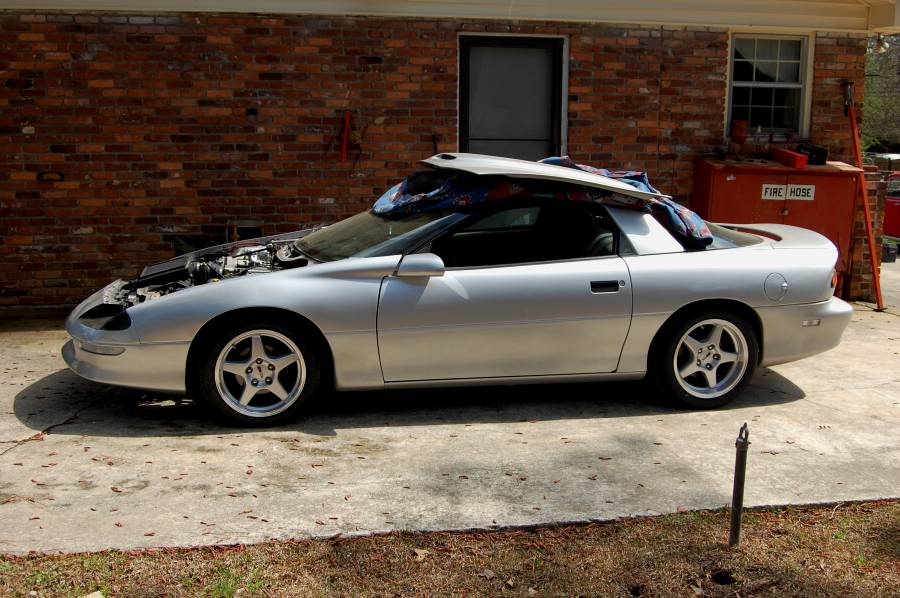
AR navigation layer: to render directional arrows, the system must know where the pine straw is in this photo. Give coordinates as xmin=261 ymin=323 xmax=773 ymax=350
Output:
xmin=1 ymin=500 xmax=897 ymax=597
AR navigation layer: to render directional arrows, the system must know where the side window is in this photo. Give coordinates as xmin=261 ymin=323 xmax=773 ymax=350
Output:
xmin=430 ymin=201 xmax=617 ymax=268
xmin=465 ymin=206 xmax=541 ymax=231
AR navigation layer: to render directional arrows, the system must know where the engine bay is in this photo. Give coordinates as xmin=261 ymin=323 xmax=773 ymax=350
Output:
xmin=114 ymin=233 xmax=310 ymax=307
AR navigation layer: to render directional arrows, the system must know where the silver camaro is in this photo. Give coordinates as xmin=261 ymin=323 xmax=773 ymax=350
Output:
xmin=63 ymin=153 xmax=853 ymax=425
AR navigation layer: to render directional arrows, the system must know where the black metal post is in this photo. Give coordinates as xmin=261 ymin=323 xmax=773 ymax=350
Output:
xmin=728 ymin=423 xmax=750 ymax=547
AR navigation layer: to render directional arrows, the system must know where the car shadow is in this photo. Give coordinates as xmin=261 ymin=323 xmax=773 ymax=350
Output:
xmin=12 ymin=366 xmax=805 ymax=438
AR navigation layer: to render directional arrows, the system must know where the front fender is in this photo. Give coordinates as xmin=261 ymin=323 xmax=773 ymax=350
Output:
xmin=128 ymin=255 xmax=401 ymax=391
xmin=130 ymin=255 xmax=401 ymax=344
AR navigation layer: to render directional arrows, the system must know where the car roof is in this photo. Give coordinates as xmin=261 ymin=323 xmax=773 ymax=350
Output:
xmin=419 ymin=153 xmax=663 ymax=202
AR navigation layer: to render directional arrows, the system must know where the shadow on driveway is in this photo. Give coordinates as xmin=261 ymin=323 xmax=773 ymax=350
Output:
xmin=13 ymin=367 xmax=805 ymax=439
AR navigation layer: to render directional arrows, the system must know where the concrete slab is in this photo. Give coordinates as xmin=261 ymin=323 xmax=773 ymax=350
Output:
xmin=881 ymin=259 xmax=900 ymax=315
xmin=0 ymin=306 xmax=897 ymax=555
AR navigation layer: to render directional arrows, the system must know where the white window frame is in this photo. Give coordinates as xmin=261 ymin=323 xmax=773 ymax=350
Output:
xmin=726 ymin=32 xmax=814 ymax=138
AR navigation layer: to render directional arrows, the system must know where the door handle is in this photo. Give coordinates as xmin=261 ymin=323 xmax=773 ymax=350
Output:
xmin=590 ymin=280 xmax=620 ymax=293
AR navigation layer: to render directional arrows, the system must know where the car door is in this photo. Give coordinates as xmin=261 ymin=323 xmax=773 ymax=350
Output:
xmin=376 ymin=201 xmax=633 ymax=382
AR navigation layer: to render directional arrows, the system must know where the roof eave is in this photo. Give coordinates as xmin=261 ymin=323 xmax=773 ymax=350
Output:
xmin=0 ymin=0 xmax=890 ymax=34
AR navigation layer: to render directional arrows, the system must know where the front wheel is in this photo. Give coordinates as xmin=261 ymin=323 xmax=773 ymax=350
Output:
xmin=651 ymin=312 xmax=758 ymax=409
xmin=194 ymin=322 xmax=321 ymax=426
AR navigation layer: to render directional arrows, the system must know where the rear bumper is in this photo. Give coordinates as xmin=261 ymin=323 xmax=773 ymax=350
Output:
xmin=757 ymin=297 xmax=853 ymax=367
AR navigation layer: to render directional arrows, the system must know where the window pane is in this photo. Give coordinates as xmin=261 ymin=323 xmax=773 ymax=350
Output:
xmin=468 ymin=46 xmax=553 ymax=141
xmin=751 ymin=87 xmax=774 ymax=106
xmin=729 ymin=35 xmax=806 ymax=133
xmin=773 ymin=88 xmax=800 ymax=108
xmin=734 ymin=38 xmax=755 ymax=60
xmin=757 ymin=39 xmax=778 ymax=59
xmin=777 ymin=62 xmax=800 ymax=83
xmin=754 ymin=61 xmax=777 ymax=82
xmin=733 ymin=60 xmax=754 ymax=81
xmin=467 ymin=207 xmax=541 ymax=231
xmin=732 ymin=87 xmax=751 ymax=105
xmin=773 ymin=108 xmax=797 ymax=130
xmin=749 ymin=107 xmax=772 ymax=129
xmin=434 ymin=201 xmax=614 ymax=267
xmin=779 ymin=40 xmax=802 ymax=60
xmin=467 ymin=139 xmax=554 ymax=161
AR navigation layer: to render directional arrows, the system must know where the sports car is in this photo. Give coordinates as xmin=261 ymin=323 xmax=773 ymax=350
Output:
xmin=63 ymin=153 xmax=853 ymax=425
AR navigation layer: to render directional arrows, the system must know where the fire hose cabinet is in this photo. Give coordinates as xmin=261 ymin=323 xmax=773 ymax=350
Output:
xmin=692 ymin=158 xmax=862 ymax=275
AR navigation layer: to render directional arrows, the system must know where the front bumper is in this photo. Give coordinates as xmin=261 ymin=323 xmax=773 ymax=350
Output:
xmin=757 ymin=296 xmax=853 ymax=367
xmin=62 ymin=339 xmax=190 ymax=393
xmin=62 ymin=281 xmax=190 ymax=393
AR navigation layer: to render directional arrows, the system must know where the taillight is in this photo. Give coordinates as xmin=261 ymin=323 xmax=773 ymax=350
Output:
xmin=830 ymin=270 xmax=838 ymax=289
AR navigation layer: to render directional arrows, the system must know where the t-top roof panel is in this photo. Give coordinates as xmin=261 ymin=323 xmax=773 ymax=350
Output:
xmin=419 ymin=153 xmax=664 ymax=201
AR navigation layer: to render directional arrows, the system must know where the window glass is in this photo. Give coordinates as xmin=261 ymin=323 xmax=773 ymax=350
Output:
xmin=296 ymin=210 xmax=459 ymax=262
xmin=733 ymin=38 xmax=755 ymax=60
xmin=466 ymin=206 xmax=541 ymax=230
xmin=705 ymin=222 xmax=764 ymax=249
xmin=756 ymin=39 xmax=779 ymax=60
xmin=460 ymin=37 xmax=563 ymax=161
xmin=430 ymin=201 xmax=617 ymax=268
xmin=779 ymin=39 xmax=802 ymax=60
xmin=730 ymin=35 xmax=806 ymax=133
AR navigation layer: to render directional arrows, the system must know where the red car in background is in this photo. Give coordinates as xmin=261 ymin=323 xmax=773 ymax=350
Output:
xmin=886 ymin=173 xmax=900 ymax=239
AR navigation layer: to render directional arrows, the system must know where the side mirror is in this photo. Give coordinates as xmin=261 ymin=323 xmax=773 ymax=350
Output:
xmin=396 ymin=253 xmax=445 ymax=278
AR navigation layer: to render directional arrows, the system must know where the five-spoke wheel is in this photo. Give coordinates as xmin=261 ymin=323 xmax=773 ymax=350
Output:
xmin=673 ymin=319 xmax=748 ymax=399
xmin=194 ymin=320 xmax=321 ymax=425
xmin=651 ymin=311 xmax=758 ymax=409
xmin=215 ymin=330 xmax=307 ymax=417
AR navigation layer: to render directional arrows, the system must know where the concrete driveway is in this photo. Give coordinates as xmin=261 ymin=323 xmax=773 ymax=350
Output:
xmin=881 ymin=256 xmax=900 ymax=315
xmin=1 ymin=295 xmax=898 ymax=554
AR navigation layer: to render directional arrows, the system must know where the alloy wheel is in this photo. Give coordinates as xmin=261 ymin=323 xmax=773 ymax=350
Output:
xmin=214 ymin=329 xmax=306 ymax=417
xmin=673 ymin=318 xmax=749 ymax=399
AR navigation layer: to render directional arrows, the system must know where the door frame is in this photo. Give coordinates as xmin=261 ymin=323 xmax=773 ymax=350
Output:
xmin=458 ymin=34 xmax=567 ymax=157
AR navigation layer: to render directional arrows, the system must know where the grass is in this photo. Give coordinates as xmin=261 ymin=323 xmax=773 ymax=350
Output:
xmin=0 ymin=501 xmax=897 ymax=597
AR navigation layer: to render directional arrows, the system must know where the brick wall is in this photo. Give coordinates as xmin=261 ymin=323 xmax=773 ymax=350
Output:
xmin=846 ymin=177 xmax=885 ymax=302
xmin=808 ymin=32 xmax=880 ymax=302
xmin=809 ymin=32 xmax=868 ymax=164
xmin=0 ymin=11 xmax=869 ymax=307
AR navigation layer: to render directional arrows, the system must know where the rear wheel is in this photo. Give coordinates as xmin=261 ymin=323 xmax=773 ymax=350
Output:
xmin=651 ymin=312 xmax=758 ymax=409
xmin=195 ymin=322 xmax=321 ymax=426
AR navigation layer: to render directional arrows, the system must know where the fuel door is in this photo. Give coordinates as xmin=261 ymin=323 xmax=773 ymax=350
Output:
xmin=764 ymin=273 xmax=789 ymax=302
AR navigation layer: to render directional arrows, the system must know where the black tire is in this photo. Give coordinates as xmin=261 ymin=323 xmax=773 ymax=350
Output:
xmin=649 ymin=310 xmax=759 ymax=409
xmin=193 ymin=319 xmax=322 ymax=426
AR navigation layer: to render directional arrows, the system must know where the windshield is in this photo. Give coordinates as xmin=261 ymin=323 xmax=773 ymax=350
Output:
xmin=295 ymin=210 xmax=463 ymax=262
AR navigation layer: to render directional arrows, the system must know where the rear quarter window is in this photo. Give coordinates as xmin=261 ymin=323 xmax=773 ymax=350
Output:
xmin=705 ymin=222 xmax=763 ymax=249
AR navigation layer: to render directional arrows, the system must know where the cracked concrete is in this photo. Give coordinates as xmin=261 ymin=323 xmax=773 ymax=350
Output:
xmin=0 ymin=265 xmax=898 ymax=555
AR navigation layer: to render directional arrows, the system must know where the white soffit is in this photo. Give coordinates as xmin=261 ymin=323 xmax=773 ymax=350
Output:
xmin=869 ymin=0 xmax=900 ymax=32
xmin=0 ymin=0 xmax=892 ymax=33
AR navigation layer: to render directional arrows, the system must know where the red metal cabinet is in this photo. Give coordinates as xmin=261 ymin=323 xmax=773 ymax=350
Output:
xmin=692 ymin=158 xmax=861 ymax=273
